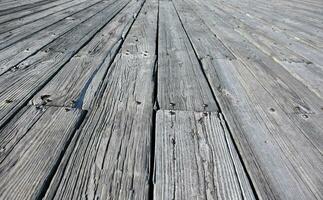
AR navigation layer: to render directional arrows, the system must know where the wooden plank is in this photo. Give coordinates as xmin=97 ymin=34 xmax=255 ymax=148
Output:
xmin=0 ymin=0 xmax=84 ymax=34
xmin=0 ymin=0 xmax=104 ymax=50
xmin=30 ymin=0 xmax=145 ymax=109
xmin=0 ymin=0 xmax=56 ymax=15
xmin=0 ymin=0 xmax=111 ymax=75
xmin=0 ymin=105 xmax=84 ymax=200
xmin=43 ymin=0 xmax=157 ymax=199
xmin=154 ymin=110 xmax=255 ymax=199
xmin=0 ymin=0 xmax=74 ymax=24
xmin=157 ymin=0 xmax=218 ymax=112
xmin=184 ymin=0 xmax=323 ymax=147
xmin=0 ymin=0 xmax=129 ymax=129
xmin=176 ymin=0 xmax=323 ymax=199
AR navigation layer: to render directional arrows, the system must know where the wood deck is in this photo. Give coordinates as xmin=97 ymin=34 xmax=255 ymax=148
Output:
xmin=0 ymin=0 xmax=322 ymax=199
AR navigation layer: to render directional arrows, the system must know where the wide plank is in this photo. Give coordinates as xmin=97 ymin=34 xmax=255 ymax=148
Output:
xmin=43 ymin=0 xmax=158 ymax=199
xmin=0 ymin=105 xmax=84 ymax=200
xmin=30 ymin=0 xmax=145 ymax=109
xmin=157 ymin=0 xmax=217 ymax=112
xmin=154 ymin=110 xmax=255 ymax=200
xmin=0 ymin=0 xmax=110 ymax=75
xmin=0 ymin=0 xmax=129 ymax=128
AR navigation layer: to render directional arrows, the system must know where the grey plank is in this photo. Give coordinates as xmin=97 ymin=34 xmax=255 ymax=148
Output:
xmin=157 ymin=0 xmax=218 ymax=112
xmin=154 ymin=110 xmax=255 ymax=200
xmin=177 ymin=0 xmax=323 ymax=199
xmin=30 ymin=0 xmax=145 ymax=109
xmin=0 ymin=0 xmax=73 ymax=24
xmin=0 ymin=0 xmax=129 ymax=129
xmin=0 ymin=0 xmax=85 ymax=34
xmin=0 ymin=105 xmax=84 ymax=200
xmin=0 ymin=0 xmax=110 ymax=75
xmin=43 ymin=0 xmax=158 ymax=199
xmin=0 ymin=0 xmax=103 ymax=50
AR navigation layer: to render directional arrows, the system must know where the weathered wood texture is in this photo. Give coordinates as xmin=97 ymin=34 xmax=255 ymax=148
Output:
xmin=0 ymin=106 xmax=84 ymax=200
xmin=157 ymin=0 xmax=218 ymax=112
xmin=43 ymin=0 xmax=158 ymax=199
xmin=30 ymin=0 xmax=145 ymax=109
xmin=154 ymin=110 xmax=255 ymax=200
xmin=0 ymin=0 xmax=113 ymax=74
xmin=174 ymin=0 xmax=323 ymax=199
xmin=0 ymin=0 xmax=128 ymax=128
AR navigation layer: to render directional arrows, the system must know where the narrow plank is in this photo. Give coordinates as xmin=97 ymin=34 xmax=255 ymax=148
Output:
xmin=0 ymin=0 xmax=72 ymax=24
xmin=0 ymin=105 xmax=84 ymax=200
xmin=0 ymin=0 xmax=85 ymax=34
xmin=0 ymin=0 xmax=55 ymax=14
xmin=0 ymin=0 xmax=129 ymax=129
xmin=157 ymin=0 xmax=218 ymax=112
xmin=0 ymin=0 xmax=73 ymax=24
xmin=43 ymin=0 xmax=158 ymax=199
xmin=30 ymin=0 xmax=145 ymax=109
xmin=154 ymin=110 xmax=255 ymax=199
xmin=0 ymin=0 xmax=103 ymax=50
xmin=0 ymin=0 xmax=110 ymax=75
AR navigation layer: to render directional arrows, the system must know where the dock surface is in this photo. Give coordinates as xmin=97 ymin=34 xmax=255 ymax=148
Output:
xmin=0 ymin=0 xmax=322 ymax=199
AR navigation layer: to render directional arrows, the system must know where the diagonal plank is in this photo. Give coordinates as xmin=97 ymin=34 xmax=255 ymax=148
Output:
xmin=157 ymin=0 xmax=218 ymax=112
xmin=0 ymin=0 xmax=86 ymax=34
xmin=154 ymin=110 xmax=255 ymax=200
xmin=0 ymin=0 xmax=56 ymax=16
xmin=0 ymin=0 xmax=104 ymax=50
xmin=174 ymin=0 xmax=323 ymax=199
xmin=30 ymin=0 xmax=145 ymax=109
xmin=0 ymin=0 xmax=74 ymax=24
xmin=43 ymin=0 xmax=158 ymax=199
xmin=0 ymin=0 xmax=129 ymax=129
xmin=0 ymin=0 xmax=112 ymax=75
xmin=185 ymin=0 xmax=323 ymax=149
xmin=0 ymin=105 xmax=84 ymax=200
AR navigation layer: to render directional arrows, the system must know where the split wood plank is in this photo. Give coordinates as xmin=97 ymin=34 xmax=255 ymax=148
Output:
xmin=0 ymin=105 xmax=84 ymax=200
xmin=176 ymin=0 xmax=323 ymax=199
xmin=0 ymin=0 xmax=129 ymax=129
xmin=157 ymin=0 xmax=218 ymax=112
xmin=0 ymin=0 xmax=104 ymax=50
xmin=0 ymin=0 xmax=56 ymax=15
xmin=154 ymin=110 xmax=255 ymax=200
xmin=43 ymin=0 xmax=158 ymax=199
xmin=186 ymin=0 xmax=323 ymax=149
xmin=0 ymin=0 xmax=74 ymax=24
xmin=0 ymin=0 xmax=85 ymax=34
xmin=30 ymin=0 xmax=145 ymax=109
xmin=0 ymin=0 xmax=112 ymax=75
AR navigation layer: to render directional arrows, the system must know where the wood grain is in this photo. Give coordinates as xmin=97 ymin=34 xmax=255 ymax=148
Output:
xmin=43 ymin=0 xmax=158 ymax=199
xmin=154 ymin=110 xmax=255 ymax=200
xmin=0 ymin=0 xmax=129 ymax=129
xmin=30 ymin=0 xmax=145 ymax=109
xmin=0 ymin=105 xmax=84 ymax=200
xmin=157 ymin=0 xmax=218 ymax=112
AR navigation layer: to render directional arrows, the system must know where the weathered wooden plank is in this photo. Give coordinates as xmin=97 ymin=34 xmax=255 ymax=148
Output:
xmin=176 ymin=0 xmax=323 ymax=199
xmin=0 ymin=0 xmax=73 ymax=24
xmin=30 ymin=0 xmax=145 ymax=109
xmin=0 ymin=0 xmax=129 ymax=129
xmin=0 ymin=0 xmax=112 ymax=75
xmin=185 ymin=0 xmax=323 ymax=148
xmin=43 ymin=0 xmax=157 ymax=199
xmin=0 ymin=0 xmax=85 ymax=34
xmin=0 ymin=0 xmax=56 ymax=15
xmin=0 ymin=0 xmax=104 ymax=50
xmin=0 ymin=105 xmax=84 ymax=200
xmin=154 ymin=110 xmax=255 ymax=200
xmin=157 ymin=0 xmax=218 ymax=112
